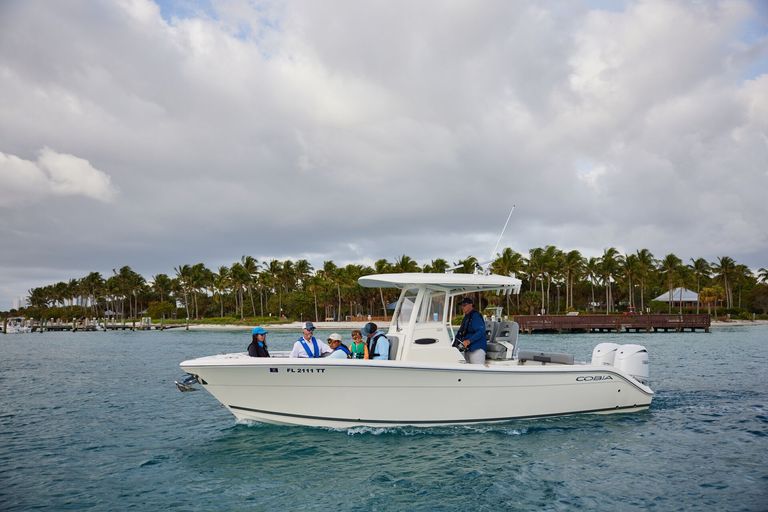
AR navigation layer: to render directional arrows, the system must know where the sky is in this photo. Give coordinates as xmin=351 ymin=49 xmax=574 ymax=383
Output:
xmin=1 ymin=0 xmax=767 ymax=309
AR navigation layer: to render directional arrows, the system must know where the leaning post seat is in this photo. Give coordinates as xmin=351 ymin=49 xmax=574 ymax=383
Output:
xmin=486 ymin=321 xmax=519 ymax=360
xmin=486 ymin=322 xmax=520 ymax=361
xmin=484 ymin=320 xmax=500 ymax=344
xmin=495 ymin=321 xmax=519 ymax=344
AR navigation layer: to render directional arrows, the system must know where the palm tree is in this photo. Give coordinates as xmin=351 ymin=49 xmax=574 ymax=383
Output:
xmin=174 ymin=264 xmax=194 ymax=327
xmin=279 ymin=260 xmax=297 ymax=317
xmin=528 ymin=248 xmax=547 ymax=313
xmin=542 ymin=246 xmax=563 ymax=313
xmin=81 ymin=272 xmax=105 ymax=316
xmin=562 ymin=250 xmax=584 ymax=311
xmin=732 ymin=264 xmax=754 ymax=309
xmin=393 ymin=254 xmax=421 ymax=273
xmin=491 ymin=248 xmax=525 ymax=313
xmin=152 ymin=274 xmax=172 ymax=304
xmin=599 ymin=248 xmax=621 ymax=314
xmin=423 ymin=258 xmax=449 ymax=273
xmin=241 ymin=256 xmax=260 ymax=317
xmin=635 ymin=249 xmax=656 ymax=314
xmin=67 ymin=278 xmax=81 ymax=307
xmin=294 ymin=259 xmax=313 ymax=290
xmin=621 ymin=253 xmax=640 ymax=311
xmin=374 ymin=259 xmax=392 ymax=274
xmin=264 ymin=260 xmax=284 ymax=317
xmin=115 ymin=266 xmax=144 ymax=320
xmin=104 ymin=275 xmax=122 ymax=321
xmin=339 ymin=264 xmax=367 ymax=319
xmin=584 ymin=257 xmax=600 ymax=311
xmin=188 ymin=263 xmax=211 ymax=319
xmin=229 ymin=262 xmax=250 ymax=319
xmin=699 ymin=287 xmax=718 ymax=316
xmin=306 ymin=274 xmax=322 ymax=321
xmin=151 ymin=273 xmax=173 ymax=325
xmin=454 ymin=256 xmax=480 ymax=274
xmin=374 ymin=259 xmax=393 ymax=316
xmin=658 ymin=254 xmax=683 ymax=314
xmin=27 ymin=286 xmax=51 ymax=309
xmin=688 ymin=258 xmax=711 ymax=314
xmin=212 ymin=266 xmax=231 ymax=317
xmin=712 ymin=256 xmax=736 ymax=309
xmin=318 ymin=260 xmax=340 ymax=321
xmin=50 ymin=281 xmax=66 ymax=308
xmin=758 ymin=267 xmax=768 ymax=284
xmin=520 ymin=291 xmax=541 ymax=315
xmin=699 ymin=286 xmax=724 ymax=318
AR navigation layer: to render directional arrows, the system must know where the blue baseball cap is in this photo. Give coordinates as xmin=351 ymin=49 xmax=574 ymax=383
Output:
xmin=302 ymin=321 xmax=315 ymax=331
xmin=362 ymin=322 xmax=377 ymax=335
xmin=252 ymin=326 xmax=268 ymax=335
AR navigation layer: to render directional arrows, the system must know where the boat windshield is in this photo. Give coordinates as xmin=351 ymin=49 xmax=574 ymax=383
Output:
xmin=395 ymin=288 xmax=419 ymax=331
xmin=420 ymin=289 xmax=446 ymax=323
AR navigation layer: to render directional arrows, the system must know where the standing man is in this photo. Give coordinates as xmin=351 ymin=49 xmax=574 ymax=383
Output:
xmin=290 ymin=321 xmax=332 ymax=358
xmin=362 ymin=322 xmax=390 ymax=360
xmin=456 ymin=297 xmax=486 ymax=364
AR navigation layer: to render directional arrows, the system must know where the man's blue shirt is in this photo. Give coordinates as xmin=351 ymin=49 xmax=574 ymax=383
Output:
xmin=465 ymin=310 xmax=486 ymax=352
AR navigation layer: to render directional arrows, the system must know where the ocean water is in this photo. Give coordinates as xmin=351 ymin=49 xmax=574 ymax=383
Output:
xmin=1 ymin=326 xmax=766 ymax=511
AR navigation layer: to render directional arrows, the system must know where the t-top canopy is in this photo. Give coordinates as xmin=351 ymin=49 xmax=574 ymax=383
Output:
xmin=358 ymin=273 xmax=520 ymax=293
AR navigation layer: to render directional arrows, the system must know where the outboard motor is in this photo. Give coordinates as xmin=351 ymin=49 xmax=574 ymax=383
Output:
xmin=591 ymin=343 xmax=620 ymax=366
xmin=613 ymin=344 xmax=649 ymax=385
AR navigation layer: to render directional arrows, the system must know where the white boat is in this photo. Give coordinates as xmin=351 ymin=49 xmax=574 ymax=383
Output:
xmin=4 ymin=316 xmax=32 ymax=334
xmin=179 ymin=273 xmax=653 ymax=427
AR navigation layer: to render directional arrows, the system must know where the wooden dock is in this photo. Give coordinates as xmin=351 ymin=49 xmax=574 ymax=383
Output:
xmin=514 ymin=314 xmax=710 ymax=334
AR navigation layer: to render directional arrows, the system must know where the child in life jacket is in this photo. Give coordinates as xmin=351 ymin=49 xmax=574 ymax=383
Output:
xmin=349 ymin=329 xmax=368 ymax=359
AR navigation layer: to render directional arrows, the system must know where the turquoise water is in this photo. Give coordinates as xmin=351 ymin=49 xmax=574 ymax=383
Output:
xmin=1 ymin=326 xmax=766 ymax=511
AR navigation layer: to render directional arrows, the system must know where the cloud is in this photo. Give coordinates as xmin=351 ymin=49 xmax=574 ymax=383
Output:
xmin=0 ymin=148 xmax=116 ymax=207
xmin=0 ymin=0 xmax=766 ymax=308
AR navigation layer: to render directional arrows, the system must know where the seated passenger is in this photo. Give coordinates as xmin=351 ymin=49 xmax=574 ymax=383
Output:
xmin=290 ymin=321 xmax=332 ymax=358
xmin=362 ymin=322 xmax=390 ymax=360
xmin=349 ymin=329 xmax=368 ymax=359
xmin=247 ymin=326 xmax=270 ymax=357
xmin=326 ymin=333 xmax=352 ymax=359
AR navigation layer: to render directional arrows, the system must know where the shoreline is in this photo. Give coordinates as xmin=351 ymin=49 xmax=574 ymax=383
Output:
xmin=710 ymin=319 xmax=768 ymax=327
xmin=186 ymin=321 xmax=370 ymax=331
xmin=184 ymin=319 xmax=768 ymax=331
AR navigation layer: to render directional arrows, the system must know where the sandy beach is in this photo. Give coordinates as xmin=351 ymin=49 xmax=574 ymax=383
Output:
xmin=187 ymin=321 xmax=371 ymax=331
xmin=710 ymin=319 xmax=768 ymax=327
xmin=185 ymin=319 xmax=768 ymax=331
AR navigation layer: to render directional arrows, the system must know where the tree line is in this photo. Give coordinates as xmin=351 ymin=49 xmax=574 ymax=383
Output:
xmin=13 ymin=248 xmax=768 ymax=322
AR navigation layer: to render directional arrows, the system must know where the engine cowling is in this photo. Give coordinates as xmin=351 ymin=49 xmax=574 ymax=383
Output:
xmin=613 ymin=344 xmax=649 ymax=385
xmin=591 ymin=342 xmax=621 ymax=366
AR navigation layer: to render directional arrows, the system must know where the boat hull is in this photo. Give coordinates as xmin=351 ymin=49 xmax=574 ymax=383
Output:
xmin=180 ymin=356 xmax=653 ymax=428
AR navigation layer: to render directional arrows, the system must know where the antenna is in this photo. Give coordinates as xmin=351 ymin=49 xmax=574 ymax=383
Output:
xmin=451 ymin=205 xmax=517 ymax=275
xmin=488 ymin=205 xmax=516 ymax=263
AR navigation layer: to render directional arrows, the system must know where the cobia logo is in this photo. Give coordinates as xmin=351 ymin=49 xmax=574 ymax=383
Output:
xmin=576 ymin=375 xmax=613 ymax=382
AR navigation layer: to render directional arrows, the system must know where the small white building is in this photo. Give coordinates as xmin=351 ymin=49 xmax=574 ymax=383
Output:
xmin=652 ymin=288 xmax=699 ymax=306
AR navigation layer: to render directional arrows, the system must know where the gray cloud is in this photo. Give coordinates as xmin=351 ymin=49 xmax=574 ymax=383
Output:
xmin=0 ymin=148 xmax=117 ymax=206
xmin=0 ymin=0 xmax=766 ymax=308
